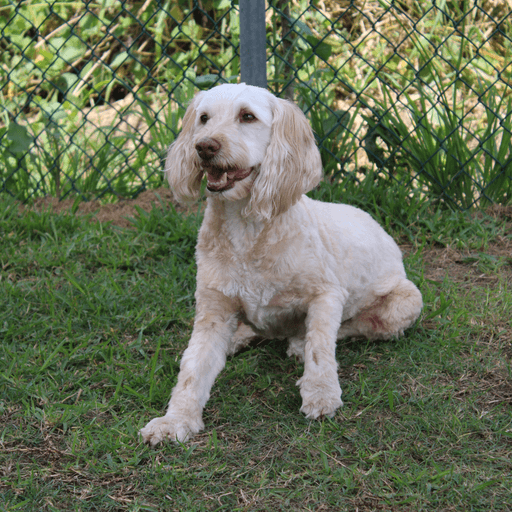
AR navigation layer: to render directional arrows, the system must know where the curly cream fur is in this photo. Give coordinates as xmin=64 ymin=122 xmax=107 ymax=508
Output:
xmin=140 ymin=84 xmax=423 ymax=446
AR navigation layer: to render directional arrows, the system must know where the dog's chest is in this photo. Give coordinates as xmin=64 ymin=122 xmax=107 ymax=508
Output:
xmin=197 ymin=223 xmax=308 ymax=336
xmin=225 ymin=250 xmax=303 ymax=318
xmin=232 ymin=267 xmax=307 ymax=337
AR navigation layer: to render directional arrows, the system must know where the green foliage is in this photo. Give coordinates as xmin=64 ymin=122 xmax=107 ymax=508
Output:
xmin=296 ymin=70 xmax=363 ymax=177
xmin=358 ymin=10 xmax=512 ymax=210
xmin=0 ymin=0 xmax=238 ymax=202
xmin=362 ymin=83 xmax=512 ymax=210
xmin=1 ymin=0 xmax=511 ymax=207
xmin=1 ymin=0 xmax=238 ymax=107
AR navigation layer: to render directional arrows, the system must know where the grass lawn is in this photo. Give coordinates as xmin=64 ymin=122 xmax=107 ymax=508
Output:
xmin=1 ymin=191 xmax=511 ymax=511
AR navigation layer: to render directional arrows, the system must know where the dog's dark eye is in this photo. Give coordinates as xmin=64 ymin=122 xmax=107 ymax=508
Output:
xmin=241 ymin=112 xmax=256 ymax=123
xmin=200 ymin=114 xmax=209 ymax=124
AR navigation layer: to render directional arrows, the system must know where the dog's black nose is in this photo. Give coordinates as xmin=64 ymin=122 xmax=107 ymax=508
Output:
xmin=196 ymin=137 xmax=221 ymax=160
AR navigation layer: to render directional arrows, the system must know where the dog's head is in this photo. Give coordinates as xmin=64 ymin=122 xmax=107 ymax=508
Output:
xmin=165 ymin=83 xmax=322 ymax=220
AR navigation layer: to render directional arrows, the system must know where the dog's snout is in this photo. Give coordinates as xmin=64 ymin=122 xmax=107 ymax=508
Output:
xmin=196 ymin=138 xmax=221 ymax=160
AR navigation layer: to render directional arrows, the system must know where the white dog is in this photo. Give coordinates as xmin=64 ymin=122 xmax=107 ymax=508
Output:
xmin=140 ymin=83 xmax=422 ymax=446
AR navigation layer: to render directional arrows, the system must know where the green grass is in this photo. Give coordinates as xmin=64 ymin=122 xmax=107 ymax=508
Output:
xmin=1 ymin=192 xmax=511 ymax=511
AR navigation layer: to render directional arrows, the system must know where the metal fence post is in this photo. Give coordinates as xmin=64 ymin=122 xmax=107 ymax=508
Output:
xmin=239 ymin=0 xmax=267 ymax=88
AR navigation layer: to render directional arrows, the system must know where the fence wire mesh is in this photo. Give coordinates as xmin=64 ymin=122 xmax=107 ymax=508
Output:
xmin=1 ymin=0 xmax=511 ymax=208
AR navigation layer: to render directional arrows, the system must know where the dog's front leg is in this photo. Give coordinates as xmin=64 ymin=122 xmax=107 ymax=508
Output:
xmin=297 ymin=289 xmax=345 ymax=419
xmin=140 ymin=289 xmax=238 ymax=446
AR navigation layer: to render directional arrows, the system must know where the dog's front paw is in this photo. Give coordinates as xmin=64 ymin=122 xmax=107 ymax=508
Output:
xmin=139 ymin=414 xmax=204 ymax=447
xmin=297 ymin=376 xmax=343 ymax=419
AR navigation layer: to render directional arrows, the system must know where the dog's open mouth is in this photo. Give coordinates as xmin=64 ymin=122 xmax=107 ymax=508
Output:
xmin=205 ymin=167 xmax=253 ymax=192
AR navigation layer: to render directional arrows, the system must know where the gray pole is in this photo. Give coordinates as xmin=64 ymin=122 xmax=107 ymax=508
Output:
xmin=239 ymin=0 xmax=267 ymax=88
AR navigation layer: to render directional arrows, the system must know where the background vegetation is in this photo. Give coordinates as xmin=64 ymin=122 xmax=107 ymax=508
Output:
xmin=1 ymin=0 xmax=511 ymax=207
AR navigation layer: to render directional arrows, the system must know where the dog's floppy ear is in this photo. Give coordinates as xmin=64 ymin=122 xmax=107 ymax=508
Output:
xmin=165 ymin=92 xmax=204 ymax=203
xmin=246 ymin=97 xmax=323 ymax=220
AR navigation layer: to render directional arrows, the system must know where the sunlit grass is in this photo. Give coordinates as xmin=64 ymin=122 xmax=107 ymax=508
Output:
xmin=1 ymin=192 xmax=511 ymax=510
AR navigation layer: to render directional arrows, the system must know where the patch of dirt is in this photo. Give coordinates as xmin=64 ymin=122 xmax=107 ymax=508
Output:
xmin=21 ymin=187 xmax=198 ymax=229
xmin=415 ymin=205 xmax=512 ymax=284
xmin=420 ymin=243 xmax=512 ymax=285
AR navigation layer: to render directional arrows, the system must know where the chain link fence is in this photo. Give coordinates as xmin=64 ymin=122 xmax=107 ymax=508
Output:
xmin=1 ymin=0 xmax=511 ymax=208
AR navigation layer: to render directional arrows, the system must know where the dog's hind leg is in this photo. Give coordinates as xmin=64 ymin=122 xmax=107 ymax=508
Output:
xmin=228 ymin=323 xmax=260 ymax=355
xmin=286 ymin=335 xmax=307 ymax=362
xmin=338 ymin=277 xmax=422 ymax=341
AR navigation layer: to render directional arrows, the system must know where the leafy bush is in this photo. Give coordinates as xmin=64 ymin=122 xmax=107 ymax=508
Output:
xmin=1 ymin=0 xmax=511 ymax=208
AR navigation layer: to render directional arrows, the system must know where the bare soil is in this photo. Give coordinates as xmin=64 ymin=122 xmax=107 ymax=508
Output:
xmin=20 ymin=187 xmax=195 ymax=229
